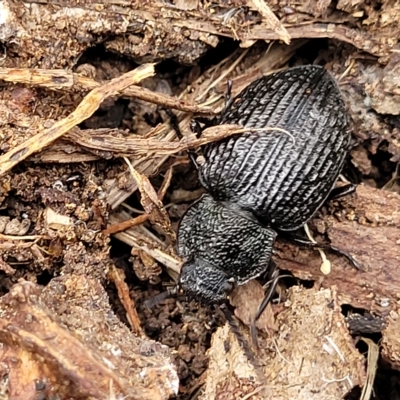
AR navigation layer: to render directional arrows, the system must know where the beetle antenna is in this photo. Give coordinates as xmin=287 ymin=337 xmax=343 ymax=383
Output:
xmin=144 ymin=286 xmax=177 ymax=309
xmin=219 ymin=303 xmax=260 ymax=368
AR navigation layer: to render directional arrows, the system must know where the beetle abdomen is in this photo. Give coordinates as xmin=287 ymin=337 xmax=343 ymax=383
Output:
xmin=199 ymin=65 xmax=350 ymax=231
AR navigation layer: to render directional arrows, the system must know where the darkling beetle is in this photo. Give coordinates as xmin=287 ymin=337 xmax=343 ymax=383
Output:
xmin=149 ymin=65 xmax=357 ymax=351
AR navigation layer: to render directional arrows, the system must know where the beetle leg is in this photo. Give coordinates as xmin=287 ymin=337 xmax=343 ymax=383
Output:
xmin=224 ymin=79 xmax=234 ymax=110
xmin=328 ymin=183 xmax=357 ymax=200
xmin=163 ymin=109 xmax=202 ymax=169
xmin=250 ymin=265 xmax=293 ymax=348
xmin=144 ymin=285 xmax=177 ymax=308
xmin=280 ymin=232 xmax=362 ymax=270
xmin=163 ymin=108 xmax=183 ymax=139
xmin=250 ymin=263 xmax=279 ymax=348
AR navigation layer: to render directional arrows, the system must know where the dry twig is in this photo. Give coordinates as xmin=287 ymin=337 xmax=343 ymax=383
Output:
xmin=0 ymin=64 xmax=155 ymax=176
xmin=0 ymin=67 xmax=212 ymax=114
xmin=109 ymin=265 xmax=143 ymax=336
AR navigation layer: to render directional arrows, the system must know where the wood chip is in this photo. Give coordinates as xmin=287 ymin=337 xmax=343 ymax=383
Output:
xmin=109 ymin=264 xmax=143 ymax=336
xmin=248 ymin=0 xmax=290 ymax=44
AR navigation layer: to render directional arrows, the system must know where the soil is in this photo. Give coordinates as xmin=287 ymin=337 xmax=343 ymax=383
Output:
xmin=1 ymin=1 xmax=400 ymax=399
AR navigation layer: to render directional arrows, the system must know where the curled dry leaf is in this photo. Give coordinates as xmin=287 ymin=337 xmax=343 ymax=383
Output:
xmin=230 ymin=280 xmax=278 ymax=333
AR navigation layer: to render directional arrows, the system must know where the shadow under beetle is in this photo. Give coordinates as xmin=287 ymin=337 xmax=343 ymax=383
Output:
xmin=154 ymin=65 xmax=357 ymax=350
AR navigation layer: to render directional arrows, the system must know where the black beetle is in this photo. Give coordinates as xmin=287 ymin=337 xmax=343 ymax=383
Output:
xmin=176 ymin=65 xmax=353 ymax=309
xmin=147 ymin=65 xmax=356 ymax=358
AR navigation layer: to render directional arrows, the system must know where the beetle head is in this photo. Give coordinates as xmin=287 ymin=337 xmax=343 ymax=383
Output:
xmin=178 ymin=258 xmax=235 ymax=305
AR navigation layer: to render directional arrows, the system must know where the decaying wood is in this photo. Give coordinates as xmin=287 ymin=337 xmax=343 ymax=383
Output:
xmin=203 ymin=286 xmax=365 ymax=399
xmin=103 ymin=213 xmax=150 ymax=236
xmin=382 ymin=312 xmax=400 ymax=370
xmin=1 ymin=0 xmax=397 ymax=70
xmin=273 ymin=184 xmax=400 ymax=315
xmin=0 ymin=277 xmax=178 ymax=399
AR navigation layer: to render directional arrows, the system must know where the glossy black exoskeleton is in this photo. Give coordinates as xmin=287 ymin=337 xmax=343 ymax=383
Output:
xmin=176 ymin=65 xmax=353 ymax=312
xmin=199 ymin=65 xmax=351 ymax=231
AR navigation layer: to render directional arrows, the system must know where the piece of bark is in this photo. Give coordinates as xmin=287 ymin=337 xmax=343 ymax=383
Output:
xmin=364 ymin=52 xmax=400 ymax=115
xmin=1 ymin=0 xmax=396 ymax=70
xmin=0 ymin=277 xmax=178 ymax=400
xmin=274 ymin=184 xmax=400 ymax=315
xmin=382 ymin=311 xmax=400 ymax=370
xmin=338 ymin=55 xmax=400 ymax=163
xmin=203 ymin=286 xmax=365 ymax=399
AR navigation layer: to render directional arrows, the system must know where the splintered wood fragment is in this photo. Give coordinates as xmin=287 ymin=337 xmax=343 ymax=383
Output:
xmin=157 ymin=163 xmax=175 ymax=201
xmin=0 ymin=68 xmax=94 ymax=88
xmin=0 ymin=67 xmax=212 ymax=114
xmin=124 ymin=158 xmax=176 ymax=242
xmin=0 ymin=64 xmax=155 ymax=176
xmin=244 ymin=23 xmax=389 ymax=56
xmin=103 ymin=160 xmax=181 ymax=236
xmin=248 ymin=0 xmax=290 ymax=44
xmin=109 ymin=265 xmax=142 ymax=336
xmin=103 ymin=214 xmax=150 ymax=235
